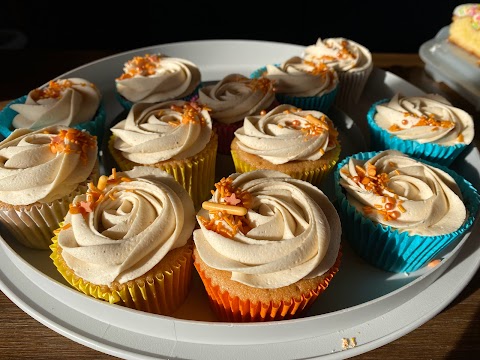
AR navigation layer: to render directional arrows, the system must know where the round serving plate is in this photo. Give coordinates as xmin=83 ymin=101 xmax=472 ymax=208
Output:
xmin=1 ymin=40 xmax=479 ymax=360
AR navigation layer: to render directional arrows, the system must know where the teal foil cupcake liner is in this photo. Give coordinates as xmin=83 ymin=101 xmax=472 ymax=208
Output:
xmin=0 ymin=95 xmax=107 ymax=146
xmin=250 ymin=66 xmax=337 ymax=112
xmin=333 ymin=150 xmax=480 ymax=273
xmin=367 ymin=99 xmax=468 ymax=166
xmin=115 ymin=82 xmax=204 ymax=111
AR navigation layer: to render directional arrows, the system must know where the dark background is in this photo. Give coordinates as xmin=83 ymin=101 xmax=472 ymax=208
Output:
xmin=0 ymin=1 xmax=467 ymax=53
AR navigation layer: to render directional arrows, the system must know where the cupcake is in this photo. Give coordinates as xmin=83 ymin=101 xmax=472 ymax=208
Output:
xmin=230 ymin=104 xmax=341 ymax=187
xmin=50 ymin=166 xmax=196 ymax=315
xmin=302 ymin=37 xmax=373 ymax=110
xmin=193 ymin=169 xmax=342 ymax=322
xmin=0 ymin=126 xmax=99 ymax=249
xmin=198 ymin=74 xmax=276 ymax=154
xmin=334 ymin=149 xmax=479 ymax=273
xmin=250 ymin=56 xmax=338 ymax=112
xmin=108 ymin=100 xmax=217 ymax=209
xmin=367 ymin=93 xmax=475 ymax=166
xmin=115 ymin=53 xmax=202 ymax=110
xmin=0 ymin=78 xmax=106 ymax=145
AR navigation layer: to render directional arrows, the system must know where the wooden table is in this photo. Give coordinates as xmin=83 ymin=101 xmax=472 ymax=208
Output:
xmin=0 ymin=51 xmax=479 ymax=360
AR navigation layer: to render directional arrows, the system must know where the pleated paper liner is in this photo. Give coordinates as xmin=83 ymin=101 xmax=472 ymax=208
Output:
xmin=50 ymin=234 xmax=194 ymax=316
xmin=108 ymin=132 xmax=218 ymax=210
xmin=193 ymin=247 xmax=342 ymax=322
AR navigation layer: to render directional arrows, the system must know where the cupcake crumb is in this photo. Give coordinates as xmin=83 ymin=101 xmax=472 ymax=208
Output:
xmin=341 ymin=337 xmax=357 ymax=350
xmin=428 ymin=259 xmax=442 ymax=268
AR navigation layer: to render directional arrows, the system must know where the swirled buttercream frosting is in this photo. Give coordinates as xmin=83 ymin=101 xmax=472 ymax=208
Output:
xmin=233 ymin=104 xmax=339 ymax=165
xmin=10 ymin=78 xmax=101 ymax=129
xmin=110 ymin=100 xmax=213 ymax=164
xmin=115 ymin=53 xmax=201 ymax=103
xmin=374 ymin=93 xmax=474 ymax=145
xmin=303 ymin=37 xmax=372 ymax=72
xmin=338 ymin=150 xmax=467 ymax=236
xmin=193 ymin=170 xmax=341 ymax=288
xmin=57 ymin=166 xmax=196 ymax=286
xmin=198 ymin=74 xmax=275 ymax=124
xmin=262 ymin=56 xmax=338 ymax=97
xmin=0 ymin=126 xmax=97 ymax=206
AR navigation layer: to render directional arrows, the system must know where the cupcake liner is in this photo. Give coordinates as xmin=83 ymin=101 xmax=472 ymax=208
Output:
xmin=334 ymin=65 xmax=373 ymax=110
xmin=366 ymin=99 xmax=468 ymax=166
xmin=231 ymin=144 xmax=341 ymax=188
xmin=50 ymin=234 xmax=193 ymax=315
xmin=115 ymin=82 xmax=204 ymax=111
xmin=193 ymin=250 xmax=342 ymax=322
xmin=0 ymin=95 xmax=107 ymax=144
xmin=109 ymin=132 xmax=218 ymax=210
xmin=0 ymin=165 xmax=99 ymax=250
xmin=250 ymin=66 xmax=337 ymax=112
xmin=333 ymin=151 xmax=480 ymax=273
xmin=213 ymin=121 xmax=243 ymax=154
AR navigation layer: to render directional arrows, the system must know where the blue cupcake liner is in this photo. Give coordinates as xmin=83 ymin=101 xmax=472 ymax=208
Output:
xmin=115 ymin=82 xmax=204 ymax=111
xmin=367 ymin=99 xmax=468 ymax=166
xmin=250 ymin=66 xmax=338 ymax=112
xmin=333 ymin=150 xmax=480 ymax=273
xmin=0 ymin=95 xmax=106 ymax=146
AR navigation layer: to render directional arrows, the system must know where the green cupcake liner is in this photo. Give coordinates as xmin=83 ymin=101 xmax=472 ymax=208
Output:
xmin=333 ymin=150 xmax=480 ymax=273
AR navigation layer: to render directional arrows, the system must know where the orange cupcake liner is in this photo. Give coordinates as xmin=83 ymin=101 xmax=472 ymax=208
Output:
xmin=193 ymin=249 xmax=342 ymax=322
xmin=50 ymin=231 xmax=194 ymax=315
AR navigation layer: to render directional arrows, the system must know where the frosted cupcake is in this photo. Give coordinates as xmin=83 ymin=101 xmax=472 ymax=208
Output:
xmin=108 ymin=100 xmax=217 ymax=209
xmin=0 ymin=126 xmax=99 ymax=249
xmin=367 ymin=93 xmax=475 ymax=166
xmin=115 ymin=53 xmax=202 ymax=110
xmin=303 ymin=37 xmax=373 ymax=109
xmin=198 ymin=74 xmax=276 ymax=154
xmin=50 ymin=166 xmax=196 ymax=315
xmin=250 ymin=56 xmax=338 ymax=112
xmin=193 ymin=170 xmax=342 ymax=322
xmin=334 ymin=149 xmax=479 ymax=273
xmin=231 ymin=104 xmax=341 ymax=187
xmin=0 ymin=78 xmax=106 ymax=144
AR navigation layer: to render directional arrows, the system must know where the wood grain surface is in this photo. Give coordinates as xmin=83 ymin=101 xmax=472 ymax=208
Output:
xmin=0 ymin=52 xmax=479 ymax=360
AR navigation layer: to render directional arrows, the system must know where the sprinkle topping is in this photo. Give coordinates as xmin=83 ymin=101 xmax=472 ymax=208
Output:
xmin=117 ymin=54 xmax=161 ymax=80
xmin=31 ymin=79 xmax=89 ymax=101
xmin=166 ymin=102 xmax=210 ymax=127
xmin=388 ymin=112 xmax=455 ymax=132
xmin=49 ymin=128 xmax=96 ymax=165
xmin=246 ymin=77 xmax=273 ymax=93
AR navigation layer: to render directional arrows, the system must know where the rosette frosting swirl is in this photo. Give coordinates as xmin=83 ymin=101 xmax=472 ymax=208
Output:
xmin=58 ymin=166 xmax=196 ymax=286
xmin=303 ymin=37 xmax=372 ymax=72
xmin=0 ymin=126 xmax=97 ymax=205
xmin=10 ymin=78 xmax=101 ymax=129
xmin=110 ymin=100 xmax=213 ymax=164
xmin=198 ymin=74 xmax=275 ymax=124
xmin=193 ymin=170 xmax=341 ymax=288
xmin=233 ymin=104 xmax=339 ymax=164
xmin=263 ymin=56 xmax=338 ymax=97
xmin=339 ymin=150 xmax=467 ymax=236
xmin=374 ymin=93 xmax=474 ymax=145
xmin=115 ymin=53 xmax=201 ymax=103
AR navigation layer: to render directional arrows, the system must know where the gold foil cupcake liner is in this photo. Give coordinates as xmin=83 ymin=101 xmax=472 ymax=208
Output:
xmin=109 ymin=133 xmax=218 ymax=210
xmin=193 ymin=250 xmax=342 ymax=322
xmin=50 ymin=234 xmax=194 ymax=315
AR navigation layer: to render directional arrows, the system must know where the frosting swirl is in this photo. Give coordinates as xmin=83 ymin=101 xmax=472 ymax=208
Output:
xmin=303 ymin=37 xmax=372 ymax=72
xmin=0 ymin=126 xmax=98 ymax=205
xmin=338 ymin=150 xmax=467 ymax=236
xmin=115 ymin=53 xmax=201 ymax=103
xmin=233 ymin=104 xmax=339 ymax=164
xmin=57 ymin=166 xmax=196 ymax=286
xmin=193 ymin=170 xmax=341 ymax=288
xmin=262 ymin=56 xmax=338 ymax=97
xmin=110 ymin=100 xmax=213 ymax=164
xmin=10 ymin=78 xmax=101 ymax=129
xmin=453 ymin=3 xmax=480 ymax=29
xmin=374 ymin=93 xmax=474 ymax=145
xmin=198 ymin=74 xmax=275 ymax=124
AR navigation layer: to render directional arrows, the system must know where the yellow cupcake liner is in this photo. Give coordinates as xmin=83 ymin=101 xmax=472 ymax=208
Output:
xmin=231 ymin=144 xmax=341 ymax=188
xmin=108 ymin=133 xmax=218 ymax=210
xmin=193 ymin=250 xmax=342 ymax=322
xmin=50 ymin=231 xmax=194 ymax=315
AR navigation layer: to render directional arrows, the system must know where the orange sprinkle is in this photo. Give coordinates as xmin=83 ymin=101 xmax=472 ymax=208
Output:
xmin=428 ymin=259 xmax=441 ymax=268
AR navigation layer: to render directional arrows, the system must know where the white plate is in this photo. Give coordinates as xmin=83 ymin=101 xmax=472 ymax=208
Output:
xmin=1 ymin=40 xmax=479 ymax=360
xmin=419 ymin=25 xmax=480 ymax=111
